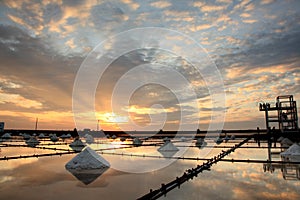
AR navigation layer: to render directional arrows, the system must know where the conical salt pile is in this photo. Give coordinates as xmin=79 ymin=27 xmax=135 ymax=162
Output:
xmin=224 ymin=135 xmax=230 ymax=142
xmin=65 ymin=147 xmax=110 ymax=185
xmin=85 ymin=134 xmax=94 ymax=144
xmin=69 ymin=138 xmax=86 ymax=151
xmin=163 ymin=137 xmax=170 ymax=143
xmin=280 ymin=143 xmax=300 ymax=162
xmin=23 ymin=133 xmax=30 ymax=140
xmin=66 ymin=147 xmax=110 ymax=170
xmin=280 ymin=138 xmax=293 ymax=147
xmin=281 ymin=143 xmax=300 ymax=155
xmin=111 ymin=135 xmax=117 ymax=139
xmin=1 ymin=133 xmax=11 ymax=139
xmin=158 ymin=141 xmax=179 ymax=158
xmin=60 ymin=134 xmax=70 ymax=139
xmin=195 ymin=138 xmax=207 ymax=148
xmin=50 ymin=134 xmax=59 ymax=142
xmin=38 ymin=133 xmax=46 ymax=138
xmin=215 ymin=137 xmax=223 ymax=144
xmin=133 ymin=137 xmax=143 ymax=147
xmin=158 ymin=141 xmax=179 ymax=152
xmin=26 ymin=136 xmax=40 ymax=147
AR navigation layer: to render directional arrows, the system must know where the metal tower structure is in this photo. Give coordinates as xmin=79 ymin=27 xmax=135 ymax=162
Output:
xmin=259 ymin=95 xmax=299 ymax=133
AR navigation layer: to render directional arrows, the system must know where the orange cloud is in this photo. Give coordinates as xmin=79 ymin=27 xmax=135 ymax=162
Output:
xmin=121 ymin=0 xmax=140 ymax=10
xmin=0 ymin=91 xmax=42 ymax=109
xmin=226 ymin=66 xmax=246 ymax=79
xmin=65 ymin=38 xmax=76 ymax=49
xmin=150 ymin=1 xmax=171 ymax=9
xmin=261 ymin=0 xmax=275 ymax=5
xmin=201 ymin=5 xmax=227 ymax=12
xmin=0 ymin=110 xmax=74 ymax=129
xmin=243 ymin=19 xmax=257 ymax=24
xmin=240 ymin=13 xmax=251 ymax=18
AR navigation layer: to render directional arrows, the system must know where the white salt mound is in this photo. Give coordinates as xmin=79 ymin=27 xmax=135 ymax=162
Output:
xmin=23 ymin=133 xmax=30 ymax=140
xmin=26 ymin=136 xmax=40 ymax=147
xmin=69 ymin=139 xmax=86 ymax=151
xmin=85 ymin=134 xmax=94 ymax=144
xmin=215 ymin=137 xmax=223 ymax=144
xmin=281 ymin=143 xmax=300 ymax=156
xmin=280 ymin=143 xmax=300 ymax=162
xmin=1 ymin=133 xmax=11 ymax=139
xmin=60 ymin=134 xmax=70 ymax=139
xmin=280 ymin=138 xmax=293 ymax=147
xmin=158 ymin=141 xmax=179 ymax=158
xmin=38 ymin=133 xmax=46 ymax=138
xmin=133 ymin=137 xmax=143 ymax=146
xmin=70 ymin=139 xmax=85 ymax=147
xmin=224 ymin=135 xmax=230 ymax=141
xmin=66 ymin=147 xmax=110 ymax=170
xmin=158 ymin=141 xmax=179 ymax=152
xmin=163 ymin=137 xmax=170 ymax=143
xmin=50 ymin=134 xmax=59 ymax=142
xmin=195 ymin=138 xmax=207 ymax=147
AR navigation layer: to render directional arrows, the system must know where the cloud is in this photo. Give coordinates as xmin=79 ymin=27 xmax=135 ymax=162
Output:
xmin=0 ymin=90 xmax=42 ymax=109
xmin=261 ymin=0 xmax=275 ymax=5
xmin=126 ymin=105 xmax=178 ymax=115
xmin=65 ymin=38 xmax=76 ymax=49
xmin=216 ymin=0 xmax=232 ymax=3
xmin=1 ymin=0 xmax=300 ymax=130
xmin=188 ymin=23 xmax=214 ymax=32
xmin=150 ymin=1 xmax=171 ymax=9
xmin=216 ymin=15 xmax=231 ymax=23
xmin=0 ymin=25 xmax=80 ymax=113
xmin=242 ymin=19 xmax=257 ymax=24
xmin=121 ymin=0 xmax=140 ymax=10
xmin=240 ymin=13 xmax=251 ymax=18
xmin=201 ymin=5 xmax=227 ymax=12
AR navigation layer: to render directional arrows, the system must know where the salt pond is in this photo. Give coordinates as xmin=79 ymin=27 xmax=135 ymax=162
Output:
xmin=0 ymin=137 xmax=299 ymax=200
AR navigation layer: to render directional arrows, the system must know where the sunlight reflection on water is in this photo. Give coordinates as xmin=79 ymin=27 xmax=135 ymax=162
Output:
xmin=0 ymin=137 xmax=299 ymax=200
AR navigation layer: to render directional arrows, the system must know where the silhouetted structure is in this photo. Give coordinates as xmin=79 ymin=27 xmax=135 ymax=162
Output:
xmin=263 ymin=140 xmax=300 ymax=180
xmin=259 ymin=95 xmax=299 ymax=134
xmin=0 ymin=122 xmax=4 ymax=133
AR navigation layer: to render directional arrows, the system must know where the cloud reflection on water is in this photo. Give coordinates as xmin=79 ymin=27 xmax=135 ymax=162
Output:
xmin=0 ymin=141 xmax=299 ymax=199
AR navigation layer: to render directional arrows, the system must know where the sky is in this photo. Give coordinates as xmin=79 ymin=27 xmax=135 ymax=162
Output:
xmin=0 ymin=0 xmax=299 ymax=131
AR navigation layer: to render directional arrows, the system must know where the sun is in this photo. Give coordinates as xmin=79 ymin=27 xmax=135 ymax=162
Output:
xmin=101 ymin=112 xmax=128 ymax=123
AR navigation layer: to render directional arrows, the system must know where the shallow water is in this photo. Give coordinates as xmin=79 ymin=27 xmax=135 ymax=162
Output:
xmin=0 ymin=137 xmax=299 ymax=200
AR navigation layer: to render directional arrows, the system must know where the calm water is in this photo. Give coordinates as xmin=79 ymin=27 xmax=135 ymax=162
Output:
xmin=0 ymin=138 xmax=299 ymax=200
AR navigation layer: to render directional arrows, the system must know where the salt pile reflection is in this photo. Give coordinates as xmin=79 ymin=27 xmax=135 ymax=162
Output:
xmin=263 ymin=138 xmax=300 ymax=180
xmin=0 ymin=135 xmax=300 ymax=199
